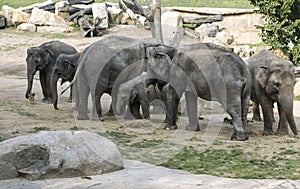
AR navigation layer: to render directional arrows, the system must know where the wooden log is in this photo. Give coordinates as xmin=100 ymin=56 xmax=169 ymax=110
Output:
xmin=182 ymin=15 xmax=223 ymax=24
xmin=184 ymin=28 xmax=201 ymax=40
xmin=65 ymin=8 xmax=92 ymax=22
xmin=169 ymin=26 xmax=184 ymax=47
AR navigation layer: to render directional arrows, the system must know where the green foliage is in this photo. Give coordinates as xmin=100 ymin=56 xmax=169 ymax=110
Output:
xmin=250 ymin=0 xmax=300 ymax=64
xmin=28 ymin=126 xmax=50 ymax=133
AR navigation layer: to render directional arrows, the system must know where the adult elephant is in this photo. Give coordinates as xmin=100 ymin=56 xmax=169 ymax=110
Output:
xmin=25 ymin=41 xmax=77 ymax=103
xmin=64 ymin=36 xmax=160 ymax=120
xmin=247 ymin=50 xmax=298 ymax=137
xmin=51 ymin=52 xmax=82 ymax=110
xmin=146 ymin=43 xmax=251 ymax=141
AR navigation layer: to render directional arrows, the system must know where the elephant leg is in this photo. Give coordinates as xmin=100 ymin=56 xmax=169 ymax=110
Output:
xmin=72 ymin=82 xmax=79 ymax=111
xmin=77 ymin=77 xmax=89 ymax=120
xmin=276 ymin=103 xmax=289 ymax=135
xmin=106 ymin=103 xmax=114 ymax=116
xmin=185 ymin=92 xmax=200 ymax=131
xmin=39 ymin=71 xmax=48 ymax=102
xmin=225 ymin=97 xmax=248 ymax=141
xmin=46 ymin=71 xmax=53 ymax=103
xmin=130 ymin=102 xmax=143 ymax=119
xmin=141 ymin=101 xmax=150 ymax=119
xmin=91 ymin=91 xmax=103 ymax=121
xmin=68 ymin=85 xmax=73 ymax=103
xmin=252 ymin=101 xmax=262 ymax=121
xmin=260 ymin=101 xmax=275 ymax=135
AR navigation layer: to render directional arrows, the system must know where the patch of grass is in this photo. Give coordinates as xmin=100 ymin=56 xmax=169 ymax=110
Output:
xmin=161 ymin=147 xmax=300 ymax=179
xmin=70 ymin=126 xmax=84 ymax=131
xmin=0 ymin=100 xmax=36 ymax=117
xmin=0 ymin=136 xmax=6 ymax=142
xmin=130 ymin=139 xmax=164 ymax=148
xmin=28 ymin=126 xmax=50 ymax=133
xmin=40 ymin=33 xmax=69 ymax=39
xmin=98 ymin=131 xmax=136 ymax=144
xmin=294 ymin=96 xmax=300 ymax=101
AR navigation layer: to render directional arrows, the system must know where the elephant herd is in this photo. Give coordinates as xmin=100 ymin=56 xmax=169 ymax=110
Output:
xmin=25 ymin=36 xmax=298 ymax=141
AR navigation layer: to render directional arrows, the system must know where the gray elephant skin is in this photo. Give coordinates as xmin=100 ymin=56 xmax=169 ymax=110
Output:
xmin=116 ymin=74 xmax=177 ymax=121
xmin=51 ymin=52 xmax=82 ymax=110
xmin=147 ymin=43 xmax=251 ymax=141
xmin=247 ymin=50 xmax=298 ymax=137
xmin=67 ymin=36 xmax=159 ymax=121
xmin=25 ymin=41 xmax=77 ymax=103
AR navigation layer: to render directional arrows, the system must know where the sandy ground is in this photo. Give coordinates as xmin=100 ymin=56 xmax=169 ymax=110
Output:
xmin=0 ymin=25 xmax=299 ymax=177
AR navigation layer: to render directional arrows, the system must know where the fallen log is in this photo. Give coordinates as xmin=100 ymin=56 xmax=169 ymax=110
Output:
xmin=65 ymin=8 xmax=92 ymax=22
xmin=182 ymin=15 xmax=223 ymax=25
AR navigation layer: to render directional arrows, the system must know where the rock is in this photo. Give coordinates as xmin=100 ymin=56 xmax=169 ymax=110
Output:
xmin=55 ymin=1 xmax=71 ymax=19
xmin=120 ymin=12 xmax=136 ymax=25
xmin=195 ymin=23 xmax=219 ymax=40
xmin=11 ymin=9 xmax=31 ymax=27
xmin=107 ymin=6 xmax=123 ymax=25
xmin=161 ymin=11 xmax=183 ymax=43
xmin=233 ymin=45 xmax=255 ymax=59
xmin=29 ymin=7 xmax=68 ymax=27
xmin=294 ymin=78 xmax=300 ymax=97
xmin=0 ymin=131 xmax=123 ymax=180
xmin=17 ymin=23 xmax=37 ymax=32
xmin=1 ymin=5 xmax=14 ymax=26
xmin=92 ymin=3 xmax=108 ymax=29
xmin=215 ymin=30 xmax=234 ymax=45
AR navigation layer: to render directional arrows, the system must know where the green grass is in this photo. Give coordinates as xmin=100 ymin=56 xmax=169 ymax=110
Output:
xmin=130 ymin=139 xmax=164 ymax=148
xmin=0 ymin=100 xmax=36 ymax=117
xmin=161 ymin=147 xmax=300 ymax=179
xmin=98 ymin=131 xmax=136 ymax=144
xmin=28 ymin=126 xmax=50 ymax=133
xmin=0 ymin=0 xmax=254 ymax=9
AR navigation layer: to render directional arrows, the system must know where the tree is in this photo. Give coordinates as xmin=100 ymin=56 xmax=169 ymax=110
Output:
xmin=250 ymin=0 xmax=300 ymax=65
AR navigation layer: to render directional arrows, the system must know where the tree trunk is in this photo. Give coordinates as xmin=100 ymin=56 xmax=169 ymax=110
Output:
xmin=152 ymin=0 xmax=163 ymax=44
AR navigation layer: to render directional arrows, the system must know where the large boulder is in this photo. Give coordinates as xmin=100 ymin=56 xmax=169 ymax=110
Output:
xmin=161 ymin=11 xmax=183 ymax=43
xmin=17 ymin=23 xmax=37 ymax=32
xmin=92 ymin=3 xmax=108 ymax=29
xmin=11 ymin=9 xmax=31 ymax=27
xmin=1 ymin=5 xmax=14 ymax=26
xmin=29 ymin=7 xmax=68 ymax=27
xmin=0 ymin=131 xmax=123 ymax=180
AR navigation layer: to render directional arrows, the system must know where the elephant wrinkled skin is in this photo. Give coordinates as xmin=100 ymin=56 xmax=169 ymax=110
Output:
xmin=146 ymin=43 xmax=251 ymax=141
xmin=247 ymin=50 xmax=298 ymax=137
xmin=25 ymin=41 xmax=77 ymax=103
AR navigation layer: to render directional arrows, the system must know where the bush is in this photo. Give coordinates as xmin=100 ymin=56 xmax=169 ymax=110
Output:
xmin=250 ymin=0 xmax=300 ymax=65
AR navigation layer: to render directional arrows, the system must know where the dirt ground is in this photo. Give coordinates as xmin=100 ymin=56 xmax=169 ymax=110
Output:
xmin=0 ymin=25 xmax=300 ymax=178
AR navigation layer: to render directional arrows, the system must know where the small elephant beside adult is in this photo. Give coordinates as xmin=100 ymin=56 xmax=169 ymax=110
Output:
xmin=247 ymin=50 xmax=298 ymax=137
xmin=116 ymin=74 xmax=179 ymax=121
xmin=51 ymin=52 xmax=82 ymax=110
xmin=25 ymin=41 xmax=77 ymax=103
xmin=146 ymin=43 xmax=251 ymax=141
xmin=64 ymin=36 xmax=160 ymax=121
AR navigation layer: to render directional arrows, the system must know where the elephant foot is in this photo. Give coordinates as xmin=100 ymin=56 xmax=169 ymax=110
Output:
xmin=163 ymin=119 xmax=168 ymax=123
xmin=165 ymin=124 xmax=177 ymax=130
xmin=262 ymin=129 xmax=275 ymax=136
xmin=68 ymin=99 xmax=72 ymax=103
xmin=276 ymin=128 xmax=289 ymax=136
xmin=92 ymin=116 xmax=104 ymax=121
xmin=251 ymin=116 xmax=262 ymax=121
xmin=231 ymin=132 xmax=249 ymax=141
xmin=106 ymin=111 xmax=115 ymax=116
xmin=77 ymin=114 xmax=89 ymax=120
xmin=186 ymin=124 xmax=200 ymax=131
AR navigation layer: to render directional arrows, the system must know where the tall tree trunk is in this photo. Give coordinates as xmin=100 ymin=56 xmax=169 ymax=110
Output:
xmin=152 ymin=0 xmax=163 ymax=44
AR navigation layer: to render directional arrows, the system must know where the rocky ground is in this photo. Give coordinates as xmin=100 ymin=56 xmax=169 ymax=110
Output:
xmin=0 ymin=25 xmax=300 ymax=188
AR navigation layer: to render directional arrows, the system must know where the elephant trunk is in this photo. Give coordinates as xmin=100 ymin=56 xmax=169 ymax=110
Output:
xmin=51 ymin=70 xmax=60 ymax=110
xmin=279 ymin=93 xmax=298 ymax=136
xmin=25 ymin=67 xmax=36 ymax=99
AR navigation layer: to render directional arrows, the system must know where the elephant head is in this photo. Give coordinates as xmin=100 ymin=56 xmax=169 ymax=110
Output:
xmin=25 ymin=46 xmax=52 ymax=99
xmin=51 ymin=53 xmax=80 ymax=110
xmin=256 ymin=60 xmax=297 ymax=134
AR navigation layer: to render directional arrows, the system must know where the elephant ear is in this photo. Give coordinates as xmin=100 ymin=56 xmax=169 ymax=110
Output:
xmin=65 ymin=61 xmax=75 ymax=71
xmin=256 ymin=65 xmax=269 ymax=88
xmin=44 ymin=48 xmax=53 ymax=65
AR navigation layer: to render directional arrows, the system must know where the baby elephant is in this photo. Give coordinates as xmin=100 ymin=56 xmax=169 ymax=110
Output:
xmin=247 ymin=50 xmax=298 ymax=137
xmin=116 ymin=75 xmax=178 ymax=121
xmin=51 ymin=52 xmax=82 ymax=110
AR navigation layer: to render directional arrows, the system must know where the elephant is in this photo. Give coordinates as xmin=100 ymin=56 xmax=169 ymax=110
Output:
xmin=25 ymin=41 xmax=77 ymax=103
xmin=51 ymin=52 xmax=82 ymax=110
xmin=247 ymin=50 xmax=298 ymax=137
xmin=146 ymin=43 xmax=251 ymax=141
xmin=116 ymin=74 xmax=178 ymax=121
xmin=63 ymin=36 xmax=160 ymax=120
